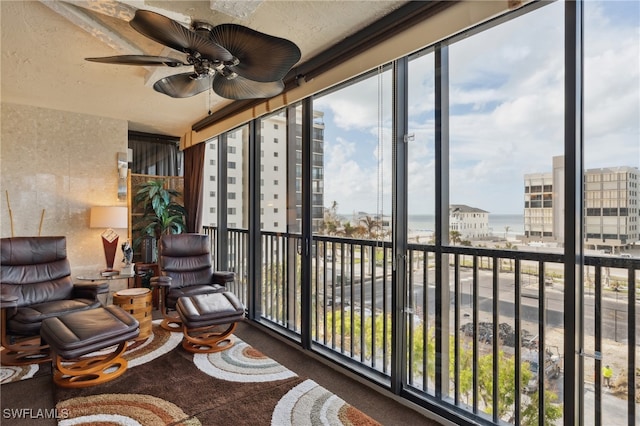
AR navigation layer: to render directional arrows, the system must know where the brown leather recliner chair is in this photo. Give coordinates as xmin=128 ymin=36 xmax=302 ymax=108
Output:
xmin=0 ymin=236 xmax=108 ymax=365
xmin=151 ymin=233 xmax=234 ymax=331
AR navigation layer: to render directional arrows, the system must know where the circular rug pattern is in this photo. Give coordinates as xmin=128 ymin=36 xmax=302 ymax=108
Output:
xmin=193 ymin=337 xmax=298 ymax=382
xmin=0 ymin=363 xmax=39 ymax=384
xmin=272 ymin=379 xmax=378 ymax=426
xmin=124 ymin=320 xmax=183 ymax=368
xmin=56 ymin=393 xmax=201 ymax=426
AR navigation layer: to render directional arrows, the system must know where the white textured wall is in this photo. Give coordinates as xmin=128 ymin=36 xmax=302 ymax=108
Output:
xmin=1 ymin=102 xmax=129 ymax=277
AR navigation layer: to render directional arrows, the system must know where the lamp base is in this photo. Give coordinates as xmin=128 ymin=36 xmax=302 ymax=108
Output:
xmin=101 ymin=233 xmax=119 ymax=273
xmin=120 ymin=263 xmax=135 ymax=276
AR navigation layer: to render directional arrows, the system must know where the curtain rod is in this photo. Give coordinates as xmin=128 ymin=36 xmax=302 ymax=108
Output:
xmin=129 ymin=130 xmax=181 ymax=144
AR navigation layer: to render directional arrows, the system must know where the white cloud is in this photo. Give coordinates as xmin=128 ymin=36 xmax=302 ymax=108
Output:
xmin=323 ymin=135 xmax=392 ymax=216
xmin=314 ymin=72 xmax=392 ymax=132
xmin=317 ymin=1 xmax=638 ymax=215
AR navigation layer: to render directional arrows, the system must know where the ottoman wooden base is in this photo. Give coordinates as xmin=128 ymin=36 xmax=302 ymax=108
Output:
xmin=1 ymin=307 xmax=50 ymax=365
xmin=0 ymin=336 xmax=50 ymax=366
xmin=160 ymin=314 xmax=182 ymax=332
xmin=181 ymin=322 xmax=237 ymax=353
xmin=52 ymin=341 xmax=128 ymax=388
xmin=176 ymin=292 xmax=244 ymax=354
xmin=40 ymin=306 xmax=139 ymax=388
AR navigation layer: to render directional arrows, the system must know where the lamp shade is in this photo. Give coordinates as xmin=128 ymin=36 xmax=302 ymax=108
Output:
xmin=90 ymin=206 xmax=128 ymax=229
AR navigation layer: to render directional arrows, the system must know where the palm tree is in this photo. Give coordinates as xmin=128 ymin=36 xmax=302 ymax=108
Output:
xmin=360 ymin=215 xmax=382 ymax=240
xmin=504 ymin=225 xmax=511 ymax=241
xmin=320 ymin=200 xmax=342 ymax=236
xmin=450 ymin=230 xmax=462 ymax=245
xmin=341 ymin=221 xmax=363 ymax=238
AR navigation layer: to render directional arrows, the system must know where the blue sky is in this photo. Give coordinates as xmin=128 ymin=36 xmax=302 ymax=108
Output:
xmin=314 ymin=1 xmax=639 ymax=216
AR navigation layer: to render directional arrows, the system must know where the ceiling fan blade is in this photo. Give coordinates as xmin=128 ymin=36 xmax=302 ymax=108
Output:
xmin=209 ymin=24 xmax=301 ymax=83
xmin=153 ymin=72 xmax=212 ymax=98
xmin=213 ymin=75 xmax=285 ymax=100
xmin=130 ymin=10 xmax=233 ymax=62
xmin=85 ymin=55 xmax=186 ymax=67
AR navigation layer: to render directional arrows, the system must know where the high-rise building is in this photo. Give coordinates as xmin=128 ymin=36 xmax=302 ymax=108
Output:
xmin=524 ymin=155 xmax=639 ymax=250
xmin=584 ymin=165 xmax=639 ymax=250
xmin=523 ymin=156 xmax=563 ymax=242
xmin=202 ymin=109 xmax=325 ymax=233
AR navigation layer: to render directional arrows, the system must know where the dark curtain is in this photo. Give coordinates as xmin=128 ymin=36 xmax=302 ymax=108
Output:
xmin=184 ymin=142 xmax=205 ymax=233
xmin=129 ymin=131 xmax=182 ymax=176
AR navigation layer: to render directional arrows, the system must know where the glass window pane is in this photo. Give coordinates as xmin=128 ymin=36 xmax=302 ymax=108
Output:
xmin=314 ymin=71 xmax=393 ymax=239
xmin=227 ymin=125 xmax=248 ymax=229
xmin=449 ymin=3 xmax=564 ymax=246
xmin=312 ymin=68 xmax=393 ymax=372
xmin=584 ymin=1 xmax=640 ymax=424
xmin=448 ymin=3 xmax=564 ymax=422
xmin=259 ymin=109 xmax=289 ymax=233
xmin=407 ymin=49 xmax=436 ymax=394
xmin=408 ymin=50 xmax=436 ymax=239
xmin=202 ymin=137 xmax=218 ymax=228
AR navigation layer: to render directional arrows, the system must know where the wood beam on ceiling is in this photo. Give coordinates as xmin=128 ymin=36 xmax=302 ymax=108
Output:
xmin=41 ymin=1 xmax=191 ymax=90
xmin=39 ymin=0 xmax=139 ymax=53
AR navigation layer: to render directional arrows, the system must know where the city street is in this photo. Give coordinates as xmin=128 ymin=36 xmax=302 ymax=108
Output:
xmin=320 ymin=265 xmax=640 ymax=345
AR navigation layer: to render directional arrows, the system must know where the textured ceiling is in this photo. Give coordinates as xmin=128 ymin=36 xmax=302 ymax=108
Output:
xmin=1 ymin=0 xmax=407 ymax=137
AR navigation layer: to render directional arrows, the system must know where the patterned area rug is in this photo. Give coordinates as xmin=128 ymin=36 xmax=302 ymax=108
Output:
xmin=2 ymin=321 xmax=381 ymax=426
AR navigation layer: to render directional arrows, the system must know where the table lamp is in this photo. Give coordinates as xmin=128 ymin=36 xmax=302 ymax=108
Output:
xmin=90 ymin=206 xmax=128 ymax=275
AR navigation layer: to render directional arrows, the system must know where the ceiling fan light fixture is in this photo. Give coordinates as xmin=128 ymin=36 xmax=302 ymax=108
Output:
xmin=192 ymin=21 xmax=214 ymax=32
xmin=219 ymin=67 xmax=238 ymax=80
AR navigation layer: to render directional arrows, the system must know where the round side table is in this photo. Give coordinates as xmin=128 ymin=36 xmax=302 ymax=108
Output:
xmin=113 ymin=288 xmax=153 ymax=339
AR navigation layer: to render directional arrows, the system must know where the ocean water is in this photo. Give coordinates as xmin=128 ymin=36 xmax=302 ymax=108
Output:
xmin=408 ymin=214 xmax=524 ymax=238
xmin=340 ymin=213 xmax=525 ymax=239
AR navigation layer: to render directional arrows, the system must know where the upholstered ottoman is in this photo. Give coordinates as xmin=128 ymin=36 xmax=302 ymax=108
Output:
xmin=40 ymin=305 xmax=139 ymax=388
xmin=176 ymin=292 xmax=244 ymax=353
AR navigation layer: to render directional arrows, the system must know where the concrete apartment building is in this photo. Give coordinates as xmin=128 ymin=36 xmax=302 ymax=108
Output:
xmin=202 ymin=110 xmax=325 ymax=233
xmin=524 ymin=155 xmax=640 ymax=251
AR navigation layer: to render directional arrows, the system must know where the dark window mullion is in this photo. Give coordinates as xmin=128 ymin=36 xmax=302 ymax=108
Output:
xmin=564 ymin=1 xmax=584 ymax=424
xmin=300 ymin=100 xmax=313 ymax=348
xmin=391 ymin=56 xmax=409 ymax=394
xmin=247 ymin=120 xmax=261 ymax=320
xmin=217 ymin=133 xmax=228 ymax=270
xmin=434 ymin=43 xmax=451 ymax=399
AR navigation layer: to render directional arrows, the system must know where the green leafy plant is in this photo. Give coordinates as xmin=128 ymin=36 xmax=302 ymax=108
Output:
xmin=133 ymin=179 xmax=186 ymax=247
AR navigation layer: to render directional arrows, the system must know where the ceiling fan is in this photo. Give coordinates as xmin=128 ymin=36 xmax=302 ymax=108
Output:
xmin=86 ymin=10 xmax=301 ymax=100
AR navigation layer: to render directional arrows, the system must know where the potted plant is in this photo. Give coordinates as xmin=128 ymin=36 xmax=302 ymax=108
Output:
xmin=133 ymin=179 xmax=186 ymax=262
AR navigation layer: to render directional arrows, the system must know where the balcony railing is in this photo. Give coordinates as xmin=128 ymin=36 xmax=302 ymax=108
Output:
xmin=203 ymin=226 xmax=639 ymax=426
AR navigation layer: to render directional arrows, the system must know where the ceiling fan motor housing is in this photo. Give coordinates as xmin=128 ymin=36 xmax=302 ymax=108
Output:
xmin=191 ymin=20 xmax=240 ymax=80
